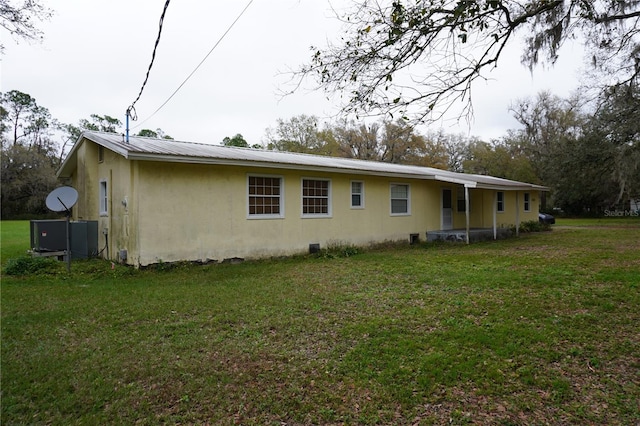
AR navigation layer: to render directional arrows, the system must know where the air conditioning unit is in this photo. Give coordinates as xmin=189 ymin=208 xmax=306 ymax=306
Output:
xmin=71 ymin=221 xmax=99 ymax=259
xmin=30 ymin=220 xmax=67 ymax=252
xmin=30 ymin=220 xmax=98 ymax=259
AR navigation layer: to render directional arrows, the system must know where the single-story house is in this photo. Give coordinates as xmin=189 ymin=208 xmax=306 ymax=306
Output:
xmin=57 ymin=131 xmax=547 ymax=267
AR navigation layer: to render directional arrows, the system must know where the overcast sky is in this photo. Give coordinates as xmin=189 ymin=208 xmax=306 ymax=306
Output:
xmin=2 ymin=0 xmax=585 ymax=146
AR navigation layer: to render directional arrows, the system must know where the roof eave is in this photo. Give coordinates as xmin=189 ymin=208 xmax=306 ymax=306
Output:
xmin=433 ymin=175 xmax=478 ymax=188
xmin=126 ymin=152 xmax=440 ymax=181
xmin=474 ymin=183 xmax=549 ymax=191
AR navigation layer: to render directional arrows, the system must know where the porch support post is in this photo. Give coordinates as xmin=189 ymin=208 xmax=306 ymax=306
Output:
xmin=515 ymin=191 xmax=520 ymax=237
xmin=465 ymin=186 xmax=470 ymax=244
xmin=493 ymin=190 xmax=497 ymax=240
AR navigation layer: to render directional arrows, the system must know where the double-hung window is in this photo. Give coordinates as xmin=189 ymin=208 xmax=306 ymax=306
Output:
xmin=457 ymin=187 xmax=470 ymax=212
xmin=99 ymin=180 xmax=108 ymax=216
xmin=497 ymin=191 xmax=505 ymax=213
xmin=390 ymin=183 xmax=410 ymax=215
xmin=351 ymin=181 xmax=364 ymax=208
xmin=523 ymin=192 xmax=531 ymax=212
xmin=302 ymin=178 xmax=331 ymax=217
xmin=248 ymin=175 xmax=283 ymax=218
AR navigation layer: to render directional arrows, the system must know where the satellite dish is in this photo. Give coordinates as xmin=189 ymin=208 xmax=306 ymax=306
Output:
xmin=46 ymin=186 xmax=78 ymax=213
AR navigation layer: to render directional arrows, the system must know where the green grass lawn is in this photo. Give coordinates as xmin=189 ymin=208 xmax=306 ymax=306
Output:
xmin=0 ymin=220 xmax=30 ymax=265
xmin=556 ymin=217 xmax=640 ymax=227
xmin=2 ymin=219 xmax=639 ymax=425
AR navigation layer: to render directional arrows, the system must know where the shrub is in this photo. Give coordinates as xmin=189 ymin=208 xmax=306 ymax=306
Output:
xmin=519 ymin=220 xmax=551 ymax=233
xmin=4 ymin=256 xmax=62 ymax=275
xmin=316 ymin=241 xmax=361 ymax=259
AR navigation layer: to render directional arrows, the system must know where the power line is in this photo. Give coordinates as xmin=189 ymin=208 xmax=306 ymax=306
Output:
xmin=131 ymin=0 xmax=255 ymax=130
xmin=128 ymin=0 xmax=172 ymax=117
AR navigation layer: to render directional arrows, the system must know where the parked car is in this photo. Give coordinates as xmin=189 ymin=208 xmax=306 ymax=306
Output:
xmin=538 ymin=213 xmax=555 ymax=225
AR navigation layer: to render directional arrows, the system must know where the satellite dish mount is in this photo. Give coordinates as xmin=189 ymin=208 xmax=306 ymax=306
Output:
xmin=45 ymin=187 xmax=79 ymax=271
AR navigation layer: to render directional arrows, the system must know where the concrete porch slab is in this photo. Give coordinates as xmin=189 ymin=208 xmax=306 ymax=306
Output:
xmin=426 ymin=228 xmax=514 ymax=243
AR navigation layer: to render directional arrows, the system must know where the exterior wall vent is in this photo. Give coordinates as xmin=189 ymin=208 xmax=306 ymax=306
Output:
xmin=309 ymin=243 xmax=320 ymax=254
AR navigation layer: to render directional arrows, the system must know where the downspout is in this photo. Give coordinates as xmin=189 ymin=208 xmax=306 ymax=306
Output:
xmin=515 ymin=192 xmax=520 ymax=237
xmin=465 ymin=186 xmax=470 ymax=244
xmin=493 ymin=191 xmax=497 ymax=240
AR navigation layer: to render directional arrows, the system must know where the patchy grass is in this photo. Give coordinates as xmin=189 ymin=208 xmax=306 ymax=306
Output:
xmin=2 ymin=220 xmax=639 ymax=425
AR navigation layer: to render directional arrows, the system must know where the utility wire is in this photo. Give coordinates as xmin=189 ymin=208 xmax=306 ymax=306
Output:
xmin=132 ymin=0 xmax=254 ymax=130
xmin=128 ymin=0 xmax=172 ymax=117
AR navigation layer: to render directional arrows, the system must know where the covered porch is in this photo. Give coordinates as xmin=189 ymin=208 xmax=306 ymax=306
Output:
xmin=432 ymin=174 xmax=548 ymax=244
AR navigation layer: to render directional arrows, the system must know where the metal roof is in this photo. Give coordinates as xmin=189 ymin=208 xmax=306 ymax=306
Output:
xmin=57 ymin=131 xmax=547 ymax=191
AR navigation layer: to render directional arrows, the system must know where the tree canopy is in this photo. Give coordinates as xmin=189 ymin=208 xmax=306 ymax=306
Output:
xmin=505 ymin=87 xmax=640 ymax=214
xmin=1 ymin=90 xmax=59 ymax=218
xmin=1 ymin=90 xmax=51 ymax=146
xmin=264 ymin=115 xmax=336 ymax=154
xmin=137 ymin=128 xmax=174 ymax=140
xmin=294 ymin=0 xmax=640 ymax=123
xmin=222 ymin=133 xmax=263 ymax=149
xmin=222 ymin=133 xmax=250 ymax=148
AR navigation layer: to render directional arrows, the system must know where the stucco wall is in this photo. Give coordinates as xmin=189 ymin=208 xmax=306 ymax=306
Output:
xmin=131 ymin=162 xmax=450 ymax=266
xmin=73 ymin=142 xmax=99 ymax=221
xmin=71 ymin=141 xmax=134 ymax=262
xmin=102 ymin=150 xmax=135 ymax=263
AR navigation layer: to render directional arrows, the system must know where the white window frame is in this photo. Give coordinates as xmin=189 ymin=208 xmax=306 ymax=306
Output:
xmin=301 ymin=178 xmax=332 ymax=218
xmin=350 ymin=180 xmax=365 ymax=209
xmin=497 ymin=191 xmax=505 ymax=213
xmin=390 ymin=183 xmax=411 ymax=216
xmin=523 ymin=192 xmax=531 ymax=212
xmin=99 ymin=179 xmax=108 ymax=216
xmin=247 ymin=174 xmax=284 ymax=219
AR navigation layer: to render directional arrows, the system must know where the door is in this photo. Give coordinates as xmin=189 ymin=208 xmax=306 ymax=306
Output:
xmin=442 ymin=188 xmax=453 ymax=230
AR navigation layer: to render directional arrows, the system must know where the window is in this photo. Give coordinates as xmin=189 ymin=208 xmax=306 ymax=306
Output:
xmin=523 ymin=192 xmax=531 ymax=212
xmin=98 ymin=146 xmax=104 ymax=163
xmin=457 ymin=187 xmax=470 ymax=212
xmin=497 ymin=191 xmax=505 ymax=213
xmin=351 ymin=181 xmax=364 ymax=208
xmin=99 ymin=180 xmax=108 ymax=216
xmin=248 ymin=175 xmax=283 ymax=218
xmin=390 ymin=183 xmax=410 ymax=215
xmin=302 ymin=179 xmax=331 ymax=216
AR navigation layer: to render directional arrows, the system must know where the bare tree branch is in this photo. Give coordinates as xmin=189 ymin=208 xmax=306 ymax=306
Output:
xmin=289 ymin=0 xmax=640 ymax=125
xmin=0 ymin=0 xmax=53 ymax=52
